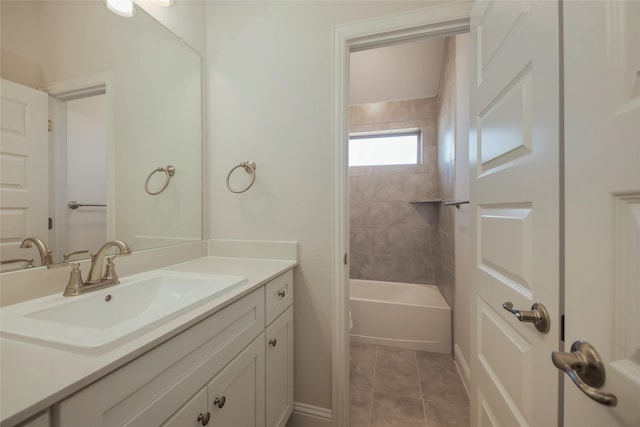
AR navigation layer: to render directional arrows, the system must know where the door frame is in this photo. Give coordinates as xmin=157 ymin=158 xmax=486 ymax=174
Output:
xmin=331 ymin=3 xmax=472 ymax=425
xmin=41 ymin=72 xmax=114 ymax=261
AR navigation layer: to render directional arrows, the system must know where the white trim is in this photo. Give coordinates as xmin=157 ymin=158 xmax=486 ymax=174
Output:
xmin=332 ymin=3 xmax=473 ymax=426
xmin=292 ymin=402 xmax=333 ymax=421
xmin=454 ymin=343 xmax=471 ymax=396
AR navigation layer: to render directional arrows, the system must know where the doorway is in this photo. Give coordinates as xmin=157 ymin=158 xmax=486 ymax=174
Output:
xmin=45 ymin=74 xmax=112 ymax=264
xmin=331 ymin=4 xmax=472 ymax=426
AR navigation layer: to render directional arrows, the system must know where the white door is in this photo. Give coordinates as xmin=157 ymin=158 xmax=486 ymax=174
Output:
xmin=0 ymin=79 xmax=49 ymax=267
xmin=469 ymin=1 xmax=561 ymax=425
xmin=562 ymin=1 xmax=640 ymax=426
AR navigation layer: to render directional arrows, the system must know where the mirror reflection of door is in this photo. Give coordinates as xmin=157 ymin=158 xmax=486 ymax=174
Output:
xmin=63 ymin=94 xmax=107 ymax=261
xmin=0 ymin=79 xmax=48 ymax=271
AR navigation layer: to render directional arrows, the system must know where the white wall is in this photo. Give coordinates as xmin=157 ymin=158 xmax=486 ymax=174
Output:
xmin=350 ymin=38 xmax=445 ymax=105
xmin=206 ymin=0 xmax=441 ymax=414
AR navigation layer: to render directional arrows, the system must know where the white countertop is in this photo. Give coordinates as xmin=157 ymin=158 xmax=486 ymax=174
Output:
xmin=0 ymin=256 xmax=296 ymax=426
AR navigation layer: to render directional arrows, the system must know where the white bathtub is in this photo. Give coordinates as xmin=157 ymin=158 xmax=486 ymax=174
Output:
xmin=350 ymin=279 xmax=451 ymax=354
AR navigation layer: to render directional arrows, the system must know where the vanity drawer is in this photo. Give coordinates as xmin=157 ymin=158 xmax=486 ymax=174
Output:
xmin=265 ymin=270 xmax=293 ymax=325
xmin=55 ymin=288 xmax=265 ymax=427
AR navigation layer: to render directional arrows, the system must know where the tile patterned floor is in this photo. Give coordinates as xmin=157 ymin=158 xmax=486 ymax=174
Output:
xmin=350 ymin=342 xmax=470 ymax=427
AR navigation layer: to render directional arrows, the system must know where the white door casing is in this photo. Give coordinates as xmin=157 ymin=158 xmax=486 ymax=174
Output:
xmin=563 ymin=1 xmax=640 ymax=426
xmin=0 ymin=79 xmax=49 ymax=267
xmin=469 ymin=1 xmax=561 ymax=425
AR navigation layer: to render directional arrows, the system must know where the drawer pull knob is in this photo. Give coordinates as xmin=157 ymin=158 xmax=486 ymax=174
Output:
xmin=269 ymin=338 xmax=277 ymax=347
xmin=214 ymin=396 xmax=226 ymax=408
xmin=197 ymin=412 xmax=210 ymax=425
xmin=277 ymin=290 xmax=286 ymax=298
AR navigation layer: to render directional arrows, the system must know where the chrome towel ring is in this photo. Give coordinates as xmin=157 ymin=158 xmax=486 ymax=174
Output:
xmin=226 ymin=161 xmax=256 ymax=193
xmin=145 ymin=165 xmax=176 ymax=195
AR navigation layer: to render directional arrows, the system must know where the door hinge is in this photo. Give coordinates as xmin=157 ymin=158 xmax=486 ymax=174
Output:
xmin=48 ymin=119 xmax=53 ymax=132
xmin=48 ymin=217 xmax=53 ymax=230
xmin=344 ymin=253 xmax=348 ymax=265
xmin=560 ymin=314 xmax=565 ymax=342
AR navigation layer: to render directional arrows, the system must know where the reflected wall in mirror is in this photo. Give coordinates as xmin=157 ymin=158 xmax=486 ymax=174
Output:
xmin=0 ymin=0 xmax=202 ymax=272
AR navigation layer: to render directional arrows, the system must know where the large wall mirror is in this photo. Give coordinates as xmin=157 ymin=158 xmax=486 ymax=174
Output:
xmin=0 ymin=1 xmax=202 ymax=272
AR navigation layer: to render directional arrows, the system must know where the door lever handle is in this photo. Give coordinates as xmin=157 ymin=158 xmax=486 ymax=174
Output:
xmin=551 ymin=341 xmax=617 ymax=407
xmin=502 ymin=302 xmax=550 ymax=333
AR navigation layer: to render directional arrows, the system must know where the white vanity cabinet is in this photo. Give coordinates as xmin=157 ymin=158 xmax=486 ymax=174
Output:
xmin=163 ymin=335 xmax=265 ymax=427
xmin=51 ymin=268 xmax=294 ymax=427
xmin=265 ymin=271 xmax=294 ymax=427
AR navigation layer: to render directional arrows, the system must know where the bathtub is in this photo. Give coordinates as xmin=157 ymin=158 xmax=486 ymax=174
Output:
xmin=350 ymin=279 xmax=451 ymax=354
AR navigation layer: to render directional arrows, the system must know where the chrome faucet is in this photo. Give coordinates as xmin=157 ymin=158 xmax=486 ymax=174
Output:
xmin=85 ymin=240 xmax=132 ymax=286
xmin=20 ymin=237 xmax=53 ymax=266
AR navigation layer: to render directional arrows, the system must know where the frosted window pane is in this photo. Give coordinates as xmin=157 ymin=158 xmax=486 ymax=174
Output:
xmin=349 ymin=134 xmax=419 ymax=166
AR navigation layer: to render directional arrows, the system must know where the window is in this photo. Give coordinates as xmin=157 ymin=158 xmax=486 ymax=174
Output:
xmin=349 ymin=130 xmax=421 ymax=167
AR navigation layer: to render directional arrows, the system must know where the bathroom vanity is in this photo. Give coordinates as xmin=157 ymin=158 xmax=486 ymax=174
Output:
xmin=0 ymin=257 xmax=295 ymax=427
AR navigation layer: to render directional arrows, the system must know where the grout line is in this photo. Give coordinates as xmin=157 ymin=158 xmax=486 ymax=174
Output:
xmin=415 ymin=351 xmax=429 ymax=427
xmin=367 ymin=345 xmax=379 ymax=427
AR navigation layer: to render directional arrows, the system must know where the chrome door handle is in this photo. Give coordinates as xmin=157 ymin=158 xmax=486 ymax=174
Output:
xmin=551 ymin=341 xmax=617 ymax=407
xmin=502 ymin=301 xmax=550 ymax=333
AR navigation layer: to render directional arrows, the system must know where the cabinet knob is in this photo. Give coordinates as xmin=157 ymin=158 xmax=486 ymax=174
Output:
xmin=197 ymin=412 xmax=210 ymax=426
xmin=277 ymin=290 xmax=286 ymax=298
xmin=214 ymin=396 xmax=226 ymax=409
xmin=269 ymin=338 xmax=277 ymax=347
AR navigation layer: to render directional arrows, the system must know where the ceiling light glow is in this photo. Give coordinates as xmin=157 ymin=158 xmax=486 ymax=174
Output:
xmin=105 ymin=0 xmax=137 ymax=17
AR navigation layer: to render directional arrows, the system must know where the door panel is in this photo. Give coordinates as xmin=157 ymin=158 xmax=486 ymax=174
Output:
xmin=564 ymin=1 xmax=640 ymax=425
xmin=470 ymin=1 xmax=560 ymax=426
xmin=0 ymin=79 xmax=48 ymax=268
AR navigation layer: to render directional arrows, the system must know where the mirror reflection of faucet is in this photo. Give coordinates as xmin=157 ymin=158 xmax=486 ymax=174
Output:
xmin=48 ymin=240 xmax=132 ymax=297
xmin=20 ymin=237 xmax=53 ymax=266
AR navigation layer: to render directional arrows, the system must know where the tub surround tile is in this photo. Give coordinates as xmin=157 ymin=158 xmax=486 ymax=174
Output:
xmin=349 ymin=96 xmax=442 ymax=285
xmin=370 ymin=392 xmax=426 ymax=427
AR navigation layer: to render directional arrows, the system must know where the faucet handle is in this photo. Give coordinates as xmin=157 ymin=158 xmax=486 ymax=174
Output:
xmin=103 ymin=256 xmax=121 ymax=284
xmin=63 ymin=250 xmax=91 ymax=262
xmin=48 ymin=262 xmax=85 ymax=296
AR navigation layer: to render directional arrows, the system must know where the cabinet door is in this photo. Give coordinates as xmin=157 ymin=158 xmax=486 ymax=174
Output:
xmin=162 ymin=388 xmax=208 ymax=427
xmin=207 ymin=334 xmax=265 ymax=427
xmin=265 ymin=306 xmax=293 ymax=427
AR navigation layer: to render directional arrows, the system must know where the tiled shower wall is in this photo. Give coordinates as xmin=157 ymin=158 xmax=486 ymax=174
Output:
xmin=437 ymin=37 xmax=456 ymax=307
xmin=349 ymin=98 xmax=441 ymax=284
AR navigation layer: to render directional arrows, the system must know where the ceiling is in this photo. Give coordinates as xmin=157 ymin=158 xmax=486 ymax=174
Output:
xmin=349 ymin=37 xmax=446 ymax=105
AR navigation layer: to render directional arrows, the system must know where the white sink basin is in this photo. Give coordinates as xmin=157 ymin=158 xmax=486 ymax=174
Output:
xmin=0 ymin=271 xmax=248 ymax=354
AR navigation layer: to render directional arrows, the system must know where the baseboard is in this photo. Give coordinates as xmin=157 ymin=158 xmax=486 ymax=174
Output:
xmin=454 ymin=343 xmax=471 ymax=397
xmin=285 ymin=402 xmax=332 ymax=427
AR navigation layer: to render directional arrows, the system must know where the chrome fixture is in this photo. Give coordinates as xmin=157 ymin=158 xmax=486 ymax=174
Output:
xmin=552 ymin=341 xmax=617 ymax=406
xmin=50 ymin=240 xmax=131 ymax=296
xmin=86 ymin=240 xmax=131 ymax=286
xmin=444 ymin=200 xmax=470 ymax=209
xmin=48 ymin=262 xmax=86 ymax=297
xmin=226 ymin=161 xmax=256 ymax=194
xmin=145 ymin=165 xmax=176 ymax=195
xmin=63 ymin=250 xmax=91 ymax=262
xmin=0 ymin=258 xmax=34 ymax=269
xmin=20 ymin=237 xmax=53 ymax=266
xmin=68 ymin=200 xmax=107 ymax=209
xmin=502 ymin=301 xmax=550 ymax=333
